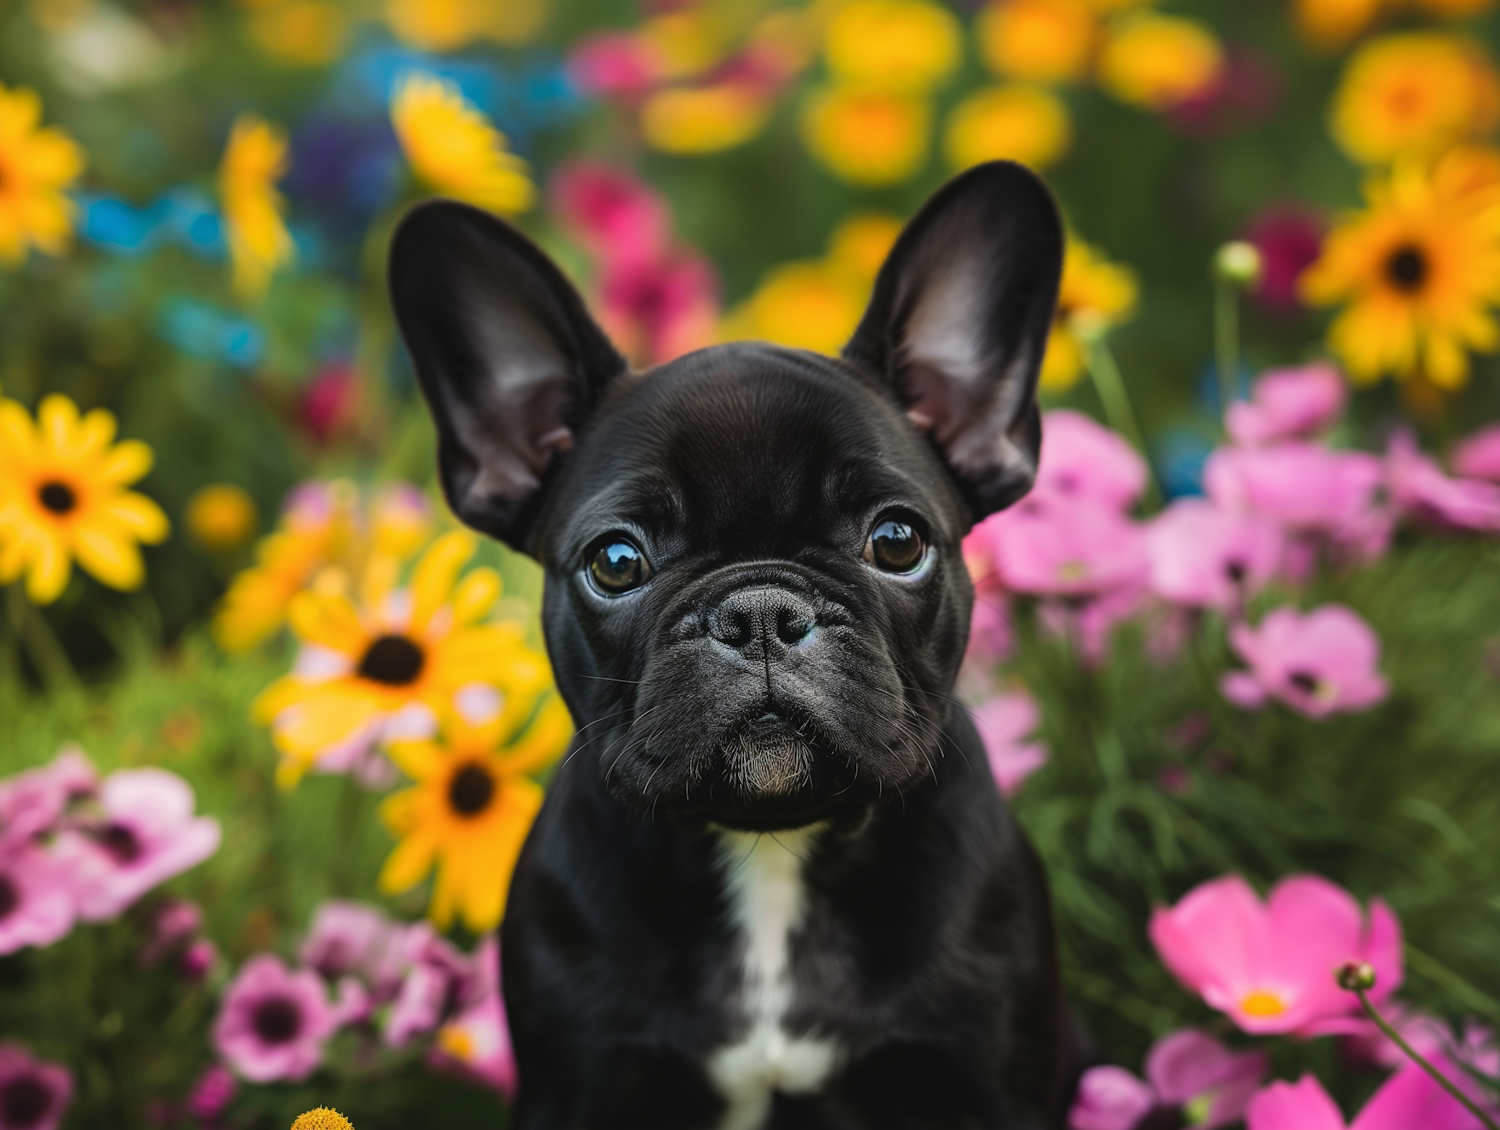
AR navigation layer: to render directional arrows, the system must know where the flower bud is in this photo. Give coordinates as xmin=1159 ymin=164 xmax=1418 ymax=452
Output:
xmin=1215 ymin=240 xmax=1264 ymax=287
xmin=1336 ymin=961 xmax=1377 ymax=992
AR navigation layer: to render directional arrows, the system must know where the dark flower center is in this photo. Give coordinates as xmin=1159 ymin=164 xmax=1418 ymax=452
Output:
xmin=1384 ymin=244 xmax=1428 ymax=292
xmin=0 ymin=875 xmax=18 ymax=921
xmin=1223 ymin=559 xmax=1247 ymax=583
xmin=250 ymin=996 xmax=303 ymax=1045
xmin=97 ymin=823 xmax=143 ymax=864
xmin=355 ymin=634 xmax=425 ymax=686
xmin=37 ymin=481 xmax=77 ymax=515
xmin=448 ymin=763 xmax=496 ymax=817
xmin=0 ymin=1075 xmax=55 ymax=1129
xmin=1288 ymin=669 xmax=1321 ymax=695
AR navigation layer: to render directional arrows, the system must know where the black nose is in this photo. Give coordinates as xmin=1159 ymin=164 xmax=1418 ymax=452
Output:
xmin=709 ymin=586 xmax=816 ymax=654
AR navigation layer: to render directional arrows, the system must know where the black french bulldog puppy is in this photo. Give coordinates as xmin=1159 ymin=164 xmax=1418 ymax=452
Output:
xmin=389 ymin=161 xmax=1067 ymax=1130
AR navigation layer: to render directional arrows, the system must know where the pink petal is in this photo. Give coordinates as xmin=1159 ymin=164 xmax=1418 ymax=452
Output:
xmin=1069 ymin=1066 xmax=1156 ymax=1130
xmin=1246 ymin=1076 xmax=1347 ymax=1130
xmin=1149 ymin=876 xmax=1266 ymax=1001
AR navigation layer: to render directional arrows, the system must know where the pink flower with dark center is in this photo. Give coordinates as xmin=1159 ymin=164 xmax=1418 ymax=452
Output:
xmin=1226 ymin=363 xmax=1346 ymax=447
xmin=1147 ymin=498 xmax=1283 ymax=611
xmin=1387 ymin=431 xmax=1500 ymax=534
xmin=1149 ymin=874 xmax=1402 ymax=1035
xmin=0 ymin=1043 xmax=73 ymax=1130
xmin=184 ymin=1063 xmax=237 ymax=1123
xmin=1247 ymin=1060 xmax=1496 ymax=1130
xmin=1243 ymin=205 xmax=1325 ymax=312
xmin=0 ymin=746 xmax=97 ymax=850
xmin=1069 ymin=1029 xmax=1267 ymax=1130
xmin=987 ymin=496 xmax=1149 ymax=598
xmin=1221 ymin=604 xmax=1388 ymax=718
xmin=56 ymin=768 xmax=221 ymax=923
xmin=972 ymin=690 xmax=1049 ymax=796
xmin=551 ymin=160 xmax=670 ymax=267
xmin=213 ymin=955 xmax=338 ymax=1082
xmin=426 ymin=936 xmax=517 ymax=1099
xmin=1034 ymin=410 xmax=1149 ymax=511
xmin=1205 ymin=443 xmax=1384 ymax=543
xmin=300 ymin=900 xmax=396 ymax=984
xmin=0 ymin=847 xmax=76 ymax=956
xmin=1453 ymin=424 xmax=1500 ymax=482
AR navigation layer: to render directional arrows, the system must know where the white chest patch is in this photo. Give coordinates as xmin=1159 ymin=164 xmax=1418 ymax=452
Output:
xmin=708 ymin=827 xmax=841 ymax=1130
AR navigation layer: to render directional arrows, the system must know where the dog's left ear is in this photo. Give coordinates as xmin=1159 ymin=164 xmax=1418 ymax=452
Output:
xmin=845 ymin=161 xmax=1063 ymax=520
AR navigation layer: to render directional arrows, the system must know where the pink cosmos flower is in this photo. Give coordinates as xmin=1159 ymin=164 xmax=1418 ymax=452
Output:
xmin=184 ymin=1063 xmax=237 ymax=1123
xmin=1225 ymin=363 xmax=1346 ymax=447
xmin=1452 ymin=424 xmax=1500 ymax=482
xmin=1220 ymin=604 xmax=1389 ymax=718
xmin=300 ymin=900 xmax=397 ymax=983
xmin=1247 ymin=1062 xmax=1495 ymax=1130
xmin=0 ymin=1043 xmax=73 ymax=1130
xmin=965 ymin=574 xmax=1013 ymax=665
xmin=1147 ymin=499 xmax=1283 ymax=611
xmin=1387 ymin=431 xmax=1500 ymax=534
xmin=1034 ymin=410 xmax=1149 ymax=512
xmin=1149 ymin=873 xmax=1402 ymax=1036
xmin=385 ymin=960 xmax=451 ymax=1048
xmin=56 ymin=768 xmax=221 ymax=922
xmin=1243 ymin=205 xmax=1325 ymax=312
xmin=0 ymin=846 xmax=76 ymax=956
xmin=426 ymin=937 xmax=517 ymax=1099
xmin=595 ymin=251 xmax=719 ymax=367
xmin=178 ymin=939 xmax=218 ymax=982
xmin=213 ymin=955 xmax=338 ymax=1082
xmin=1069 ymin=1029 xmax=1267 ymax=1130
xmin=551 ymin=160 xmax=670 ymax=267
xmin=141 ymin=898 xmax=204 ymax=964
xmin=1204 ymin=443 xmax=1387 ymax=555
xmin=972 ymin=690 xmax=1049 ymax=796
xmin=987 ymin=496 xmax=1149 ymax=598
xmin=566 ymin=31 xmax=662 ymax=99
xmin=0 ymin=745 xmax=97 ymax=849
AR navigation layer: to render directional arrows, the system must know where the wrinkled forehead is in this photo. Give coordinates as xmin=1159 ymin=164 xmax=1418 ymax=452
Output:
xmin=551 ymin=345 xmax=958 ymax=557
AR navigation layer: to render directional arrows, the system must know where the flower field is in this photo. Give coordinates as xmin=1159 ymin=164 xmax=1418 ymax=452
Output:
xmin=2 ymin=0 xmax=1500 ymax=1128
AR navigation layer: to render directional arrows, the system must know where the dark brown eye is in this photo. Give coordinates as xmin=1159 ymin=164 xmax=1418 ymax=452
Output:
xmin=865 ymin=519 xmax=926 ymax=574
xmin=588 ymin=538 xmax=652 ymax=595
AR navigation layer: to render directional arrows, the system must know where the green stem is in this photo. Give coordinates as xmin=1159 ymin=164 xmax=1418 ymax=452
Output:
xmin=6 ymin=584 xmax=78 ymax=690
xmin=1082 ymin=333 xmax=1161 ymax=509
xmin=1214 ymin=276 xmax=1240 ymax=426
xmin=1354 ymin=985 xmax=1500 ymax=1129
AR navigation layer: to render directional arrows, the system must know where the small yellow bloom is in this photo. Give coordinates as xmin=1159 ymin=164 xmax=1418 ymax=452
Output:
xmin=218 ymin=114 xmax=295 ymax=302
xmin=386 ymin=0 xmax=546 ymax=52
xmin=1330 ymin=33 xmax=1500 ymax=166
xmin=824 ymin=0 xmax=962 ymax=94
xmin=1299 ymin=154 xmax=1500 ymax=389
xmin=0 ymin=394 xmax=169 ymax=604
xmin=391 ymin=73 xmax=534 ymax=215
xmin=291 ymin=1110 xmax=354 ymax=1130
xmin=827 ymin=213 xmax=903 ymax=280
xmin=246 ymin=1 xmax=347 ymax=66
xmin=1293 ymin=0 xmax=1385 ymax=50
xmin=0 ymin=82 xmax=85 ymax=266
xmin=1042 ymin=237 xmax=1138 ymax=392
xmin=641 ymin=84 xmax=774 ymax=154
xmin=802 ymin=86 xmax=930 ymax=186
xmin=944 ymin=84 xmax=1072 ymax=172
xmin=186 ymin=484 xmax=259 ymax=552
xmin=1096 ymin=13 xmax=1222 ymax=111
xmin=379 ymin=694 xmax=570 ymax=931
xmin=976 ymin=0 xmax=1097 ymax=85
xmin=638 ymin=9 xmax=726 ymax=81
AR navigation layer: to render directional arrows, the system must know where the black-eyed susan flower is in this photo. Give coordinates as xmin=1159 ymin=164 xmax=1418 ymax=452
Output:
xmin=1329 ymin=32 xmax=1500 ymax=166
xmin=391 ymin=73 xmax=534 ymax=214
xmin=0 ymin=394 xmax=169 ymax=604
xmin=0 ymin=81 xmax=85 ymax=267
xmin=218 ymin=114 xmax=295 ymax=301
xmin=1041 ymin=237 xmax=1139 ymax=392
xmin=379 ymin=695 xmax=571 ymax=931
xmin=944 ymin=84 xmax=1072 ymax=172
xmin=1299 ymin=155 xmax=1500 ymax=389
xmin=1096 ymin=13 xmax=1223 ymax=111
xmin=252 ymin=531 xmax=552 ymax=789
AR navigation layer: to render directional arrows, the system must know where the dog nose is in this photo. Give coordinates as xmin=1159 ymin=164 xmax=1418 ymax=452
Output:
xmin=709 ymin=586 xmax=816 ymax=653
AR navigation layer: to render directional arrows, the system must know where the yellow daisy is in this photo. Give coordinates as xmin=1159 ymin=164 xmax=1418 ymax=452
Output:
xmin=801 ymin=86 xmax=931 ymax=186
xmin=0 ymin=394 xmax=169 ymax=604
xmin=252 ymin=531 xmax=551 ymax=788
xmin=823 ymin=0 xmax=962 ymax=95
xmin=1096 ymin=13 xmax=1223 ymax=111
xmin=379 ymin=694 xmax=571 ymax=931
xmin=218 ymin=113 xmax=295 ymax=301
xmin=641 ymin=84 xmax=774 ymax=155
xmin=977 ymin=0 xmax=1098 ymax=85
xmin=944 ymin=84 xmax=1072 ymax=171
xmin=1041 ymin=237 xmax=1139 ymax=392
xmin=1299 ymin=155 xmax=1500 ymax=389
xmin=0 ymin=82 xmax=85 ymax=267
xmin=391 ymin=73 xmax=534 ymax=214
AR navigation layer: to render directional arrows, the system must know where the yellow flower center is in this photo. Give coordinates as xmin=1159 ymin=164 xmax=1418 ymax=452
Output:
xmin=1384 ymin=243 xmax=1428 ymax=293
xmin=292 ymin=1109 xmax=355 ymax=1130
xmin=1239 ymin=989 xmax=1288 ymax=1017
xmin=1057 ymin=560 xmax=1089 ymax=582
xmin=37 ymin=480 xmax=77 ymax=515
xmin=355 ymin=633 xmax=425 ymax=686
xmin=448 ymin=761 xmax=497 ymax=817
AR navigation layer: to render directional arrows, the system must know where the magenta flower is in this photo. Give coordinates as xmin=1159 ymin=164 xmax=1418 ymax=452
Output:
xmin=1225 ymin=363 xmax=1346 ymax=447
xmin=1387 ymin=431 xmax=1500 ymax=534
xmin=300 ymin=900 xmax=396 ymax=983
xmin=213 ymin=955 xmax=338 ymax=1082
xmin=1149 ymin=874 xmax=1402 ymax=1035
xmin=0 ymin=746 xmax=97 ymax=850
xmin=0 ymin=846 xmax=76 ymax=956
xmin=551 ymin=160 xmax=669 ymax=267
xmin=141 ymin=898 xmax=204 ymax=965
xmin=972 ymin=690 xmax=1049 ymax=796
xmin=1247 ymin=1062 xmax=1494 ymax=1130
xmin=1242 ymin=204 xmax=1325 ymax=312
xmin=566 ymin=31 xmax=661 ymax=99
xmin=1069 ymin=1029 xmax=1267 ymax=1130
xmin=1147 ymin=499 xmax=1283 ymax=611
xmin=184 ymin=1063 xmax=237 ymax=1123
xmin=57 ymin=768 xmax=220 ymax=922
xmin=385 ymin=960 xmax=450 ymax=1048
xmin=1204 ymin=443 xmax=1386 ymax=554
xmin=0 ymin=1043 xmax=73 ymax=1130
xmin=964 ymin=573 xmax=1013 ymax=665
xmin=596 ymin=251 xmax=720 ymax=367
xmin=1221 ymin=604 xmax=1388 ymax=718
xmin=1034 ymin=410 xmax=1149 ymax=512
xmin=987 ymin=496 xmax=1149 ymax=599
xmin=1452 ymin=424 xmax=1500 ymax=483
xmin=426 ymin=937 xmax=518 ymax=1099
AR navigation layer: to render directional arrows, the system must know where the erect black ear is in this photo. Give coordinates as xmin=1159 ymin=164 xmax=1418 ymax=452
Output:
xmin=389 ymin=200 xmax=627 ymax=555
xmin=844 ymin=161 xmax=1062 ymax=522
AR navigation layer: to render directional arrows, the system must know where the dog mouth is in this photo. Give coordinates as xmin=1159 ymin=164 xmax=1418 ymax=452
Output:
xmin=722 ymin=712 xmax=818 ymax=800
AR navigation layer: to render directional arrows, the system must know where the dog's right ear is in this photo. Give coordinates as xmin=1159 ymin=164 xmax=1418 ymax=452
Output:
xmin=389 ymin=200 xmax=627 ymax=555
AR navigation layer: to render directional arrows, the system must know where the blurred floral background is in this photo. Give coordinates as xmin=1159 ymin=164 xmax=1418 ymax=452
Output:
xmin=3 ymin=0 xmax=1500 ymax=1127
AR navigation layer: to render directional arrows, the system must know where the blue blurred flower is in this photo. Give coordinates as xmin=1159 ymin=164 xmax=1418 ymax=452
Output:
xmin=159 ymin=298 xmax=265 ymax=368
xmin=78 ymin=190 xmax=225 ymax=260
xmin=1153 ymin=426 xmax=1217 ymax=499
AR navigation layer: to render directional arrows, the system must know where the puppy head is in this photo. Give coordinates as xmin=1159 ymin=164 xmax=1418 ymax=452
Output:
xmin=390 ymin=162 xmax=1061 ymax=829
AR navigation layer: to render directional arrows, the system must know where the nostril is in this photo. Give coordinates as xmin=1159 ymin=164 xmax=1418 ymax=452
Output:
xmin=775 ymin=606 xmax=813 ymax=647
xmin=712 ymin=607 xmax=753 ymax=649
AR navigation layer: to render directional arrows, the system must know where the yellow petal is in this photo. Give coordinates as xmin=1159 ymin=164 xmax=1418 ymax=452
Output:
xmin=386 ymin=738 xmax=445 ymax=781
xmin=287 ymin=589 xmax=367 ymax=653
xmin=409 ymin=530 xmax=476 ymax=632
xmin=75 ymin=408 xmax=118 ymax=458
xmin=100 ymin=492 xmax=170 ymax=542
xmin=378 ymin=824 xmax=439 ymax=894
xmin=37 ymin=394 xmax=81 ymax=456
xmin=97 ymin=440 xmax=154 ymax=486
xmin=24 ymin=528 xmax=71 ymax=604
xmin=498 ymin=694 xmax=574 ymax=776
xmin=72 ymin=525 xmax=145 ymax=590
xmin=451 ymin=566 xmax=501 ymax=625
xmin=0 ymin=399 xmax=39 ymax=468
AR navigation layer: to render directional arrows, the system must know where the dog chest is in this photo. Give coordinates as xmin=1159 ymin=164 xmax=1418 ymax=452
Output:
xmin=708 ymin=827 xmax=840 ymax=1130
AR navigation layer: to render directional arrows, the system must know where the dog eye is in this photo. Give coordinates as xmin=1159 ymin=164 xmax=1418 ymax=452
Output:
xmin=588 ymin=538 xmax=652 ymax=596
xmin=864 ymin=519 xmax=926 ymax=574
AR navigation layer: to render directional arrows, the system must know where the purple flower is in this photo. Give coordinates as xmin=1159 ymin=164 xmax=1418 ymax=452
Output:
xmin=178 ymin=939 xmax=218 ymax=982
xmin=55 ymin=768 xmax=220 ymax=923
xmin=972 ymin=691 xmax=1049 ymax=796
xmin=1225 ymin=363 xmax=1346 ymax=447
xmin=141 ymin=898 xmax=204 ymax=965
xmin=213 ymin=955 xmax=338 ymax=1082
xmin=1453 ymin=423 xmax=1500 ymax=482
xmin=184 ymin=1064 xmax=237 ymax=1122
xmin=1070 ymin=1029 xmax=1268 ymax=1130
xmin=0 ymin=746 xmax=97 ymax=850
xmin=1221 ymin=605 xmax=1389 ymax=718
xmin=986 ymin=496 xmax=1149 ymax=599
xmin=0 ymin=846 xmax=76 ymax=956
xmin=1387 ymin=431 xmax=1500 ymax=534
xmin=1034 ymin=410 xmax=1149 ymax=512
xmin=383 ymin=931 xmax=477 ymax=1048
xmin=0 ymin=1043 xmax=73 ymax=1130
xmin=1147 ymin=499 xmax=1283 ymax=611
xmin=300 ymin=900 xmax=397 ymax=983
xmin=1071 ymin=1066 xmax=1154 ymax=1130
xmin=1242 ymin=205 xmax=1325 ymax=312
xmin=426 ymin=937 xmax=518 ymax=1099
